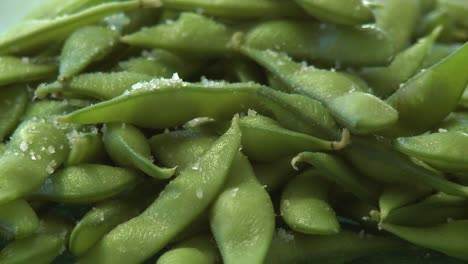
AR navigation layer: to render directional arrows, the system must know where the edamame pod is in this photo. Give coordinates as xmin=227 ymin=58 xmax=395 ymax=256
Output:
xmin=379 ymin=184 xmax=432 ymax=220
xmin=0 ymin=199 xmax=39 ymax=240
xmin=252 ymin=156 xmax=297 ymax=193
xmin=66 ymin=130 xmax=106 ymax=165
xmin=59 ymin=26 xmax=119 ymax=81
xmin=25 ymin=0 xmax=117 ymax=19
xmin=59 ymin=79 xmax=260 ymax=129
xmin=294 ymin=0 xmax=373 ymax=25
xmin=78 ymin=117 xmax=241 ymax=264
xmin=156 ymin=234 xmax=218 ymax=264
xmin=0 ymin=56 xmax=56 ymax=86
xmin=103 ymin=123 xmax=175 ymax=179
xmin=210 ymin=153 xmax=274 ymax=264
xmin=0 ymin=85 xmax=28 ymax=141
xmin=32 ymin=164 xmax=141 ymax=204
xmin=439 ymin=112 xmax=468 ymax=133
xmin=280 ymin=169 xmax=339 ymax=235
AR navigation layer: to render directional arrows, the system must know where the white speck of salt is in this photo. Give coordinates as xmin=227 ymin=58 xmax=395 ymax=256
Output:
xmin=277 ymin=228 xmax=294 ymax=242
xmin=20 ymin=141 xmax=28 ymax=152
xmin=48 ymin=146 xmax=55 ymax=154
xmin=230 ymin=187 xmax=239 ymax=197
xmin=196 ymin=188 xmax=204 ymax=199
xmin=438 ymin=128 xmax=448 ymax=133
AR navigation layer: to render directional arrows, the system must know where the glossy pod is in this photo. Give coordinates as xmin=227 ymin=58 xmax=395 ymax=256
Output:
xmin=0 ymin=199 xmax=39 ymax=240
xmin=0 ymin=56 xmax=56 ymax=86
xmin=0 ymin=85 xmax=28 ymax=141
xmin=156 ymin=234 xmax=218 ymax=264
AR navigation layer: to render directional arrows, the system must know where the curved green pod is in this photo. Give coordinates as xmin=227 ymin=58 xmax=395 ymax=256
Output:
xmin=384 ymin=42 xmax=468 ymax=136
xmin=383 ymin=220 xmax=468 ymax=260
xmin=69 ymin=199 xmax=142 ymax=256
xmin=35 ymin=72 xmax=153 ymax=100
xmin=280 ymin=169 xmax=339 ymax=235
xmin=156 ymin=234 xmax=218 ymax=264
xmin=0 ymin=85 xmax=28 ymax=141
xmin=439 ymin=112 xmax=468 ymax=133
xmin=210 ymin=153 xmax=274 ymax=264
xmin=292 ymin=152 xmax=379 ymax=203
xmin=0 ymin=215 xmax=71 ymax=264
xmin=59 ymin=26 xmax=119 ymax=81
xmin=0 ymin=56 xmax=56 ymax=86
xmin=265 ymin=229 xmax=405 ymax=264
xmin=238 ymin=115 xmax=349 ymax=162
xmin=66 ymin=130 xmax=106 ymax=166
xmin=0 ymin=0 xmax=161 ymax=55
xmin=422 ymin=43 xmax=462 ymax=68
xmin=160 ymin=0 xmax=305 ymax=19
xmin=244 ymin=20 xmax=394 ymax=66
xmin=244 ymin=48 xmax=397 ymax=134
xmin=0 ymin=120 xmax=69 ymax=204
xmin=395 ymin=131 xmax=468 ymax=172
xmin=252 ymin=156 xmax=297 ymax=193
xmin=294 ymin=0 xmax=373 ymax=25
xmin=383 ymin=193 xmax=468 ymax=226
xmin=59 ymin=80 xmax=260 ymax=129
xmin=25 ymin=0 xmax=117 ymax=19
xmin=122 ymin=13 xmax=237 ymax=57
xmin=32 ymin=164 xmax=141 ymax=204
xmin=0 ymin=199 xmax=39 ymax=240
xmin=149 ymin=130 xmax=217 ymax=171
xmin=373 ymin=0 xmax=421 ymax=51
xmin=78 ymin=118 xmax=241 ymax=264
xmin=103 ymin=123 xmax=175 ymax=179
xmin=360 ymin=27 xmax=441 ymax=98
xmin=257 ymin=87 xmax=340 ymax=140
xmin=379 ymin=184 xmax=432 ymax=220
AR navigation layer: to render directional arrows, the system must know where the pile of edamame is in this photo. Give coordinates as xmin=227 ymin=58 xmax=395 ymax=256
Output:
xmin=0 ymin=0 xmax=467 ymax=263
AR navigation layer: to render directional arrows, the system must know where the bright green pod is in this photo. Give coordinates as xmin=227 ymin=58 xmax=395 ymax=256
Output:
xmin=35 ymin=72 xmax=153 ymax=100
xmin=252 ymin=156 xmax=296 ymax=193
xmin=280 ymin=170 xmax=339 ymax=235
xmin=78 ymin=118 xmax=241 ymax=264
xmin=0 ymin=0 xmax=161 ymax=55
xmin=383 ymin=220 xmax=468 ymax=260
xmin=156 ymin=234 xmax=218 ymax=264
xmin=0 ymin=215 xmax=71 ymax=264
xmin=122 ymin=13 xmax=237 ymax=57
xmin=66 ymin=130 xmax=106 ymax=166
xmin=373 ymin=0 xmax=421 ymax=51
xmin=69 ymin=199 xmax=142 ymax=256
xmin=149 ymin=130 xmax=217 ymax=171
xmin=59 ymin=79 xmax=260 ymax=129
xmin=384 ymin=42 xmax=468 ymax=136
xmin=59 ymin=26 xmax=119 ymax=81
xmin=244 ymin=48 xmax=397 ymax=134
xmin=265 ymin=229 xmax=405 ymax=264
xmin=244 ymin=20 xmax=394 ymax=66
xmin=360 ymin=27 xmax=441 ymax=98
xmin=395 ymin=131 xmax=468 ymax=172
xmin=0 ymin=85 xmax=28 ymax=141
xmin=439 ymin=112 xmax=468 ymax=133
xmin=238 ymin=115 xmax=349 ymax=162
xmin=294 ymin=0 xmax=373 ymax=25
xmin=161 ymin=0 xmax=305 ymax=19
xmin=0 ymin=199 xmax=39 ymax=240
xmin=383 ymin=193 xmax=468 ymax=227
xmin=32 ymin=164 xmax=141 ymax=204
xmin=423 ymin=43 xmax=462 ymax=68
xmin=26 ymin=0 xmax=117 ymax=19
xmin=379 ymin=184 xmax=433 ymax=220
xmin=257 ymin=87 xmax=340 ymax=140
xmin=292 ymin=152 xmax=379 ymax=203
xmin=210 ymin=153 xmax=275 ymax=264
xmin=103 ymin=123 xmax=175 ymax=179
xmin=0 ymin=56 xmax=56 ymax=86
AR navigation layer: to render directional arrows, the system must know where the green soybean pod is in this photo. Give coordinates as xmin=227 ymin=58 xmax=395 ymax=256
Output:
xmin=265 ymin=229 xmax=405 ymax=264
xmin=439 ymin=112 xmax=468 ymax=133
xmin=103 ymin=123 xmax=175 ymax=179
xmin=0 ymin=199 xmax=39 ymax=240
xmin=252 ymin=156 xmax=297 ymax=193
xmin=0 ymin=0 xmax=161 ymax=55
xmin=66 ymin=130 xmax=107 ymax=166
xmin=293 ymin=0 xmax=373 ymax=25
xmin=59 ymin=26 xmax=119 ymax=81
xmin=160 ymin=0 xmax=305 ymax=19
xmin=78 ymin=117 xmax=241 ymax=264
xmin=292 ymin=152 xmax=380 ymax=203
xmin=210 ymin=153 xmax=275 ymax=264
xmin=422 ymin=43 xmax=462 ymax=68
xmin=459 ymin=86 xmax=468 ymax=109
xmin=384 ymin=42 xmax=468 ymax=136
xmin=59 ymin=80 xmax=260 ymax=129
xmin=280 ymin=169 xmax=339 ymax=235
xmin=238 ymin=114 xmax=349 ymax=162
xmin=156 ymin=234 xmax=218 ymax=264
xmin=25 ymin=0 xmax=117 ymax=19
xmin=379 ymin=184 xmax=433 ymax=220
xmin=0 ymin=85 xmax=28 ymax=141
xmin=0 ymin=215 xmax=71 ymax=264
xmin=31 ymin=164 xmax=141 ymax=204
xmin=35 ymin=72 xmax=153 ymax=100
xmin=0 ymin=56 xmax=57 ymax=86
xmin=383 ymin=220 xmax=468 ymax=260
